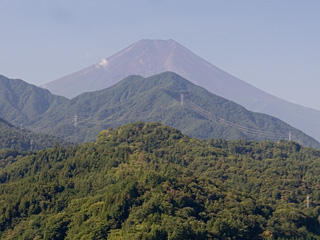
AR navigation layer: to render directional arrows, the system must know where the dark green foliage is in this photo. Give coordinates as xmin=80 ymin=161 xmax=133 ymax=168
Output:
xmin=1 ymin=73 xmax=319 ymax=148
xmin=0 ymin=122 xmax=320 ymax=239
xmin=0 ymin=75 xmax=67 ymax=126
xmin=0 ymin=149 xmax=28 ymax=169
xmin=39 ymin=73 xmax=320 ymax=148
xmin=0 ymin=117 xmax=66 ymax=153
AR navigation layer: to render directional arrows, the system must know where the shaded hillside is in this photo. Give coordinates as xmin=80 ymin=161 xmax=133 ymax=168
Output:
xmin=1 ymin=73 xmax=319 ymax=148
xmin=1 ymin=122 xmax=320 ymax=239
xmin=0 ymin=75 xmax=67 ymax=126
xmin=0 ymin=117 xmax=65 ymax=152
xmin=41 ymin=39 xmax=320 ymax=142
xmin=36 ymin=72 xmax=320 ymax=148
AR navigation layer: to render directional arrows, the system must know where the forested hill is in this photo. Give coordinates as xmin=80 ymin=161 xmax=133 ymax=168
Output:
xmin=1 ymin=122 xmax=320 ymax=239
xmin=0 ymin=74 xmax=67 ymax=126
xmin=0 ymin=117 xmax=65 ymax=151
xmin=1 ymin=73 xmax=319 ymax=148
xmin=28 ymin=72 xmax=320 ymax=148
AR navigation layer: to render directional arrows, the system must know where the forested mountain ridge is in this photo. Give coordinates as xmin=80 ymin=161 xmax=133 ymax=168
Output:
xmin=33 ymin=72 xmax=320 ymax=148
xmin=0 ymin=117 xmax=65 ymax=152
xmin=0 ymin=121 xmax=320 ymax=239
xmin=1 ymin=73 xmax=319 ymax=148
xmin=0 ymin=75 xmax=67 ymax=126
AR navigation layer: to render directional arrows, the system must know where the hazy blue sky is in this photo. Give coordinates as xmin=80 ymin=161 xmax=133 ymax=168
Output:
xmin=1 ymin=0 xmax=320 ymax=110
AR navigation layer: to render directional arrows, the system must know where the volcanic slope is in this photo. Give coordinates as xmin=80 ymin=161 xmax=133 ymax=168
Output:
xmin=42 ymin=39 xmax=320 ymax=142
xmin=37 ymin=72 xmax=320 ymax=148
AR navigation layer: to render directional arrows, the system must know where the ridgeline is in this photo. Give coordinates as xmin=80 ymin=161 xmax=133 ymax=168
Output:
xmin=2 ymin=73 xmax=318 ymax=148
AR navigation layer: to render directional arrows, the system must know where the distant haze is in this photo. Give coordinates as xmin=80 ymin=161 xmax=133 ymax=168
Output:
xmin=42 ymin=39 xmax=320 ymax=142
xmin=1 ymin=1 xmax=320 ymax=111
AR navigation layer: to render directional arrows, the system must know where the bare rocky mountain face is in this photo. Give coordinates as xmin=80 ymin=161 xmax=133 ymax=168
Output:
xmin=42 ymin=39 xmax=320 ymax=142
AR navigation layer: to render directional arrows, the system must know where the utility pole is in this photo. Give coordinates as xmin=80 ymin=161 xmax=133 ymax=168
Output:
xmin=307 ymin=196 xmax=310 ymax=208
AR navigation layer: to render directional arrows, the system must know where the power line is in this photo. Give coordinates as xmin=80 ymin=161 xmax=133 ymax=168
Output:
xmin=182 ymin=97 xmax=292 ymax=141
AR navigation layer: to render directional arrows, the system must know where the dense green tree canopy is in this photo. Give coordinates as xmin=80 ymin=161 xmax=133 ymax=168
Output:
xmin=0 ymin=122 xmax=320 ymax=239
xmin=0 ymin=117 xmax=65 ymax=152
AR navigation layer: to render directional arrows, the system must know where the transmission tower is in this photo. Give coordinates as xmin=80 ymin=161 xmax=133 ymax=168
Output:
xmin=289 ymin=131 xmax=292 ymax=141
xmin=180 ymin=94 xmax=184 ymax=106
xmin=74 ymin=114 xmax=78 ymax=127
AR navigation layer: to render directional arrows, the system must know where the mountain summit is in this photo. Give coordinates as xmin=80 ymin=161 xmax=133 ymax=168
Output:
xmin=41 ymin=39 xmax=270 ymax=100
xmin=42 ymin=39 xmax=320 ymax=142
xmin=43 ymin=39 xmax=203 ymax=98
